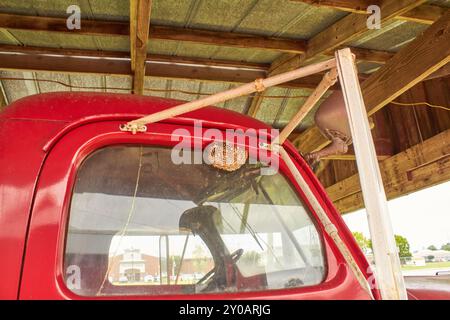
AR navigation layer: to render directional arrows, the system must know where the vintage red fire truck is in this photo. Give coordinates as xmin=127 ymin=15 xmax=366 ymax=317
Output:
xmin=0 ymin=92 xmax=448 ymax=299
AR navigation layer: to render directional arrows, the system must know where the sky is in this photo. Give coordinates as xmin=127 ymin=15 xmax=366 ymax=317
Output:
xmin=343 ymin=181 xmax=450 ymax=252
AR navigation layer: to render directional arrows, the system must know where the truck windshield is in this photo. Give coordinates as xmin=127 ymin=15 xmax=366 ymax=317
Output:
xmin=64 ymin=145 xmax=325 ymax=296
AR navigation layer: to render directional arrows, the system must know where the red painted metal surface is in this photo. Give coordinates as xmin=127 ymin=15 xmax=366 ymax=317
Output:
xmin=0 ymin=92 xmax=385 ymax=299
xmin=407 ymin=288 xmax=450 ymax=300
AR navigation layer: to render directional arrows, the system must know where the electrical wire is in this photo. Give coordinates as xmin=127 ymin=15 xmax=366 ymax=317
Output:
xmin=2 ymin=76 xmax=449 ymax=110
xmin=390 ymin=101 xmax=450 ymax=112
xmin=0 ymin=76 xmax=309 ymax=99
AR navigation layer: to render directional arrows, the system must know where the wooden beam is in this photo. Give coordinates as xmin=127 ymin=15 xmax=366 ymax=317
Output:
xmin=269 ymin=53 xmax=308 ymax=77
xmin=147 ymin=54 xmax=269 ymax=70
xmin=0 ymin=12 xmax=129 ymax=35
xmin=0 ymin=12 xmax=394 ymax=64
xmin=402 ymin=5 xmax=449 ymax=25
xmin=347 ymin=47 xmax=394 ymax=64
xmin=314 ymin=159 xmax=331 ymax=178
xmin=130 ymin=1 xmax=137 ymax=73
xmin=0 ymin=44 xmax=269 ymax=70
xmin=424 ymin=62 xmax=450 ymax=81
xmin=322 ymin=154 xmax=390 ymax=161
xmin=326 ymin=129 xmax=450 ymax=213
xmin=0 ymin=12 xmax=307 ymax=55
xmin=293 ymin=1 xmax=447 ymax=25
xmin=150 ymin=25 xmax=307 ymax=54
xmin=0 ymin=45 xmax=264 ymax=83
xmin=130 ymin=0 xmax=152 ymax=95
xmin=0 ymin=79 xmax=7 ymax=109
xmin=290 ymin=116 xmax=376 ymax=154
xmin=246 ymin=93 xmax=265 ymax=117
xmin=292 ymin=126 xmax=329 ymax=153
xmin=305 ymin=0 xmax=427 ymax=59
xmin=278 ymin=68 xmax=338 ymax=144
xmin=0 ymin=45 xmax=333 ymax=90
xmin=268 ymin=0 xmax=423 ymax=81
xmin=293 ymin=11 xmax=450 ymax=153
xmin=361 ymin=11 xmax=450 ymax=115
xmin=293 ymin=0 xmax=377 ymax=13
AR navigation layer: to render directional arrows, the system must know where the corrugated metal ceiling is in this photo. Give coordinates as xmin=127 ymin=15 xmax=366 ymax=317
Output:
xmin=0 ymin=0 xmax=447 ymax=130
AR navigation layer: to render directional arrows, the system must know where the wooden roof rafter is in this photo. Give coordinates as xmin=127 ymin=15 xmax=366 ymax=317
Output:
xmin=326 ymin=129 xmax=450 ymax=213
xmin=306 ymin=0 xmax=427 ymax=59
xmin=0 ymin=12 xmax=307 ymax=54
xmin=0 ymin=44 xmax=342 ymax=90
xmin=293 ymin=10 xmax=450 ymax=154
xmin=245 ymin=0 xmax=426 ymax=117
xmin=0 ymin=79 xmax=7 ymax=109
xmin=0 ymin=12 xmax=394 ymax=64
xmin=272 ymin=0 xmax=427 ymax=76
xmin=292 ymin=0 xmax=448 ymax=25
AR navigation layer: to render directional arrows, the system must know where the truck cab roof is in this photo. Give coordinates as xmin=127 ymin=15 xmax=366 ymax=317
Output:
xmin=0 ymin=92 xmax=272 ymax=132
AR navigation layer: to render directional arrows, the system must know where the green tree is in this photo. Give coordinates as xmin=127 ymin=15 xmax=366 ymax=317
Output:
xmin=352 ymin=232 xmax=371 ymax=253
xmin=366 ymin=235 xmax=412 ymax=260
xmin=440 ymin=243 xmax=450 ymax=251
xmin=428 ymin=245 xmax=437 ymax=251
xmin=395 ymin=235 xmax=412 ymax=258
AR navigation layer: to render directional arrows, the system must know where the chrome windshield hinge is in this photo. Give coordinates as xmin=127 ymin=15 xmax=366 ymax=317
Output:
xmin=119 ymin=123 xmax=147 ymax=134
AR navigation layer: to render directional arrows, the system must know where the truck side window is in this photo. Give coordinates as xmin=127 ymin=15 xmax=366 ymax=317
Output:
xmin=64 ymin=145 xmax=325 ymax=296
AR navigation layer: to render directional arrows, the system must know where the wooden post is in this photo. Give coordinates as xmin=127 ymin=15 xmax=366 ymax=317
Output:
xmin=0 ymin=79 xmax=8 ymax=109
xmin=129 ymin=0 xmax=137 ymax=72
xmin=130 ymin=0 xmax=152 ymax=95
xmin=335 ymin=48 xmax=407 ymax=300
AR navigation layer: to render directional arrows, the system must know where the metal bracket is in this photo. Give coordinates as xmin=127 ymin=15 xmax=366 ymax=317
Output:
xmin=254 ymin=78 xmax=266 ymax=92
xmin=119 ymin=123 xmax=147 ymax=134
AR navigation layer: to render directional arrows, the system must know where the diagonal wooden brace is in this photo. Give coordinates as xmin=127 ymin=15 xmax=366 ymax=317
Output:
xmin=276 ymin=68 xmax=338 ymax=146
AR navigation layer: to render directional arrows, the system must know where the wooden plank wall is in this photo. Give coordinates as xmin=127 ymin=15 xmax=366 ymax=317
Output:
xmin=317 ymin=76 xmax=450 ymax=188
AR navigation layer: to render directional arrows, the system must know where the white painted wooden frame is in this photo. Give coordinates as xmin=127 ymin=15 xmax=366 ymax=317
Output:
xmin=335 ymin=48 xmax=407 ymax=300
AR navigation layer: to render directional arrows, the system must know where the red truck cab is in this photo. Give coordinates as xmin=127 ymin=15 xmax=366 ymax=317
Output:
xmin=0 ymin=92 xmax=441 ymax=300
